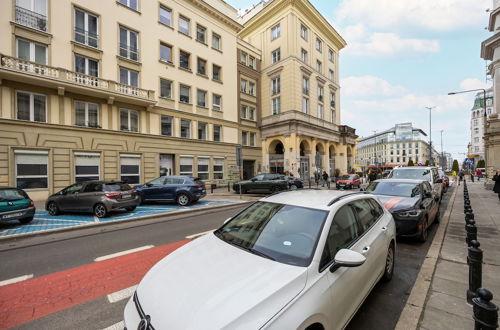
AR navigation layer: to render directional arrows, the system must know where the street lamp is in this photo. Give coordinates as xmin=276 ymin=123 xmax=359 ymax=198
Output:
xmin=448 ymin=88 xmax=487 ymax=169
xmin=425 ymin=106 xmax=435 ymax=165
xmin=373 ymin=130 xmax=377 ymax=166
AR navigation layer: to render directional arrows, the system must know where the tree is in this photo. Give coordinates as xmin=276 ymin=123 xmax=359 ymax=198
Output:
xmin=452 ymin=159 xmax=459 ymax=172
xmin=477 ymin=159 xmax=485 ymax=168
xmin=407 ymin=159 xmax=414 ymax=166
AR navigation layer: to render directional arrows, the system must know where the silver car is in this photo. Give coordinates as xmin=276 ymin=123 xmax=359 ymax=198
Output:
xmin=46 ymin=181 xmax=140 ymax=218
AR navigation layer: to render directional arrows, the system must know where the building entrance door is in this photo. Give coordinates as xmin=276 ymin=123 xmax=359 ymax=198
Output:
xmin=300 ymin=157 xmax=309 ymax=180
xmin=160 ymin=154 xmax=174 ymax=176
xmin=243 ymin=160 xmax=255 ymax=180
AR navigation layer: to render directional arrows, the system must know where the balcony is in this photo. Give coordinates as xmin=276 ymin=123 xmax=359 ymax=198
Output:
xmin=0 ymin=54 xmax=155 ymax=104
xmin=339 ymin=125 xmax=358 ymax=145
xmin=15 ymin=6 xmax=47 ymax=32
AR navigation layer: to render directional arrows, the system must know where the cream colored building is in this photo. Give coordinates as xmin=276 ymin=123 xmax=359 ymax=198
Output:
xmin=238 ymin=0 xmax=356 ymax=179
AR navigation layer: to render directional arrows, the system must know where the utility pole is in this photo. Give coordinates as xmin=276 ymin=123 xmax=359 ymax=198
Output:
xmin=425 ymin=106 xmax=435 ymax=165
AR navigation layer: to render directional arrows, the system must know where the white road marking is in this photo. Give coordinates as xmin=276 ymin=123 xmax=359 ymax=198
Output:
xmin=102 ymin=321 xmax=125 ymax=330
xmin=0 ymin=274 xmax=34 ymax=287
xmin=94 ymin=245 xmax=154 ymax=262
xmin=185 ymin=229 xmax=215 ymax=239
xmin=107 ymin=285 xmax=138 ymax=303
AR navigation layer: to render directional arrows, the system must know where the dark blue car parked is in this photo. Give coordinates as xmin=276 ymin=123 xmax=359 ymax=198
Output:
xmin=134 ymin=176 xmax=206 ymax=206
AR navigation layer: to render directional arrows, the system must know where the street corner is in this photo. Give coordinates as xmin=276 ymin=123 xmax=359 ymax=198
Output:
xmin=0 ymin=200 xmax=244 ymax=239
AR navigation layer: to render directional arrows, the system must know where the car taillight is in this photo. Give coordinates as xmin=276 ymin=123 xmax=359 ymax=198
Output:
xmin=105 ymin=192 xmax=121 ymax=199
xmin=131 ymin=189 xmax=137 ymax=194
xmin=29 ymin=200 xmax=34 ymax=207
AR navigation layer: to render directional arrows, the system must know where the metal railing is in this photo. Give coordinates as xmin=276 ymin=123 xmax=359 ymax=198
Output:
xmin=74 ymin=27 xmax=99 ymax=48
xmin=0 ymin=54 xmax=154 ymax=101
xmin=119 ymin=43 xmax=139 ymax=61
xmin=15 ymin=6 xmax=47 ymax=32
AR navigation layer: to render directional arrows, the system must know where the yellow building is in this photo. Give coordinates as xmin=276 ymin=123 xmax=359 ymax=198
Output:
xmin=238 ymin=0 xmax=357 ymax=179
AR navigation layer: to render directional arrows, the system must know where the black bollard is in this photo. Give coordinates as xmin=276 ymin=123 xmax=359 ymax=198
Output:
xmin=473 ymin=288 xmax=499 ymax=330
xmin=227 ymin=181 xmax=230 ymax=192
xmin=309 ymin=179 xmax=311 ymax=189
xmin=466 ymin=220 xmax=478 ymax=246
xmin=467 ymin=240 xmax=483 ymax=304
xmin=466 ymin=212 xmax=475 ymax=222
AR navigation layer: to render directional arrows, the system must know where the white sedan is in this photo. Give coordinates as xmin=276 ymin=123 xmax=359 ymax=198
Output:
xmin=124 ymin=190 xmax=396 ymax=330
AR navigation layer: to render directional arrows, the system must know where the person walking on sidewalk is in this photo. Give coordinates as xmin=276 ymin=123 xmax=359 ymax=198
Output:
xmin=493 ymin=170 xmax=500 ymax=201
xmin=476 ymin=168 xmax=482 ymax=181
xmin=458 ymin=170 xmax=464 ymax=185
xmin=322 ymin=171 xmax=329 ymax=187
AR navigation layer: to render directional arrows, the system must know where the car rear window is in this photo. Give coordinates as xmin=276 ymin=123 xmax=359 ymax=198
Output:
xmin=0 ymin=188 xmax=28 ymax=201
xmin=103 ymin=183 xmax=132 ymax=192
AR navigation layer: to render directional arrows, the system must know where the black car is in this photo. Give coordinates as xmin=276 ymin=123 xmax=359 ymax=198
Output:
xmin=134 ymin=176 xmax=206 ymax=206
xmin=233 ymin=174 xmax=288 ymax=194
xmin=285 ymin=176 xmax=303 ymax=190
xmin=365 ymin=179 xmax=440 ymax=242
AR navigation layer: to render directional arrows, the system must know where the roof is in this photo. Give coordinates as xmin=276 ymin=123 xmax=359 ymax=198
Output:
xmin=261 ymin=190 xmax=365 ymax=210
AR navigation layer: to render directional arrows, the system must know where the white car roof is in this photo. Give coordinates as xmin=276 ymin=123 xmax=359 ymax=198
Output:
xmin=260 ymin=190 xmax=367 ymax=211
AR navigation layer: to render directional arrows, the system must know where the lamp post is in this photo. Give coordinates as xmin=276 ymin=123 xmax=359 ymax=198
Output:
xmin=448 ymin=89 xmax=487 ymax=169
xmin=425 ymin=106 xmax=435 ymax=165
xmin=373 ymin=130 xmax=377 ymax=166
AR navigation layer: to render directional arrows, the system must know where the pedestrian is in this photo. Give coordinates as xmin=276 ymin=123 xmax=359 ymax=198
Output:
xmin=314 ymin=171 xmax=320 ymax=186
xmin=476 ymin=169 xmax=482 ymax=182
xmin=458 ymin=170 xmax=464 ymax=186
xmin=470 ymin=170 xmax=475 ymax=182
xmin=493 ymin=170 xmax=500 ymax=201
xmin=322 ymin=170 xmax=329 ymax=187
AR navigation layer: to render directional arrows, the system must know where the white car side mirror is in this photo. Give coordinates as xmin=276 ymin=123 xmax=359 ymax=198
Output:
xmin=334 ymin=249 xmax=366 ymax=268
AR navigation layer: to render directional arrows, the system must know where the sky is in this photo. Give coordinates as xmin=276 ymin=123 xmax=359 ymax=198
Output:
xmin=227 ymin=0 xmax=492 ymax=162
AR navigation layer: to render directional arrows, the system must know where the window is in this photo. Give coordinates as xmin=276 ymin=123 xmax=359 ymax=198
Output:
xmin=119 ymin=0 xmax=138 ymax=10
xmin=15 ymin=150 xmax=48 ymax=189
xmin=300 ymin=24 xmax=308 ymax=40
xmin=316 ymin=60 xmax=322 ymax=73
xmin=212 ymin=33 xmax=221 ymax=50
xmin=213 ymin=94 xmax=222 ymax=111
xmin=120 ymin=154 xmax=140 ymax=184
xmin=329 ymin=69 xmax=334 ymax=81
xmin=249 ymin=132 xmax=256 ymax=147
xmin=301 ymin=48 xmax=308 ymax=63
xmin=75 ymin=153 xmax=100 ymax=182
xmin=271 ymin=48 xmax=281 ymax=64
xmin=213 ymin=125 xmax=221 ymax=142
xmin=197 ymin=89 xmax=207 ymax=107
xmin=352 ymin=199 xmax=379 ymax=232
xmin=316 ymin=38 xmax=322 ymax=52
xmin=119 ymin=27 xmax=138 ymax=61
xmin=248 ymin=82 xmax=256 ymax=96
xmin=240 ymin=79 xmax=247 ymax=93
xmin=179 ymin=51 xmax=190 ymax=70
xmin=474 ymin=137 xmax=479 ymax=143
xmin=241 ymin=105 xmax=255 ymax=120
xmin=303 ymin=77 xmax=309 ymax=94
xmin=248 ymin=107 xmax=255 ymax=120
xmin=75 ymin=55 xmax=98 ymax=77
xmin=271 ymin=77 xmax=281 ymax=95
xmin=474 ymin=119 xmax=478 ymax=126
xmin=318 ymin=104 xmax=323 ymax=119
xmin=318 ymin=86 xmax=324 ymax=102
xmin=160 ymin=79 xmax=172 ymax=99
xmin=213 ymin=64 xmax=221 ymax=81
xmin=120 ymin=108 xmax=138 ymax=132
xmin=330 ymin=91 xmax=335 ymax=107
xmin=161 ymin=115 xmax=172 ymax=136
xmin=17 ymin=38 xmax=47 ymax=64
xmin=302 ymin=97 xmax=309 ymax=114
xmin=160 ymin=43 xmax=172 ymax=63
xmin=319 ymin=204 xmax=359 ymax=270
xmin=213 ymin=158 xmax=224 ymax=179
xmin=328 ymin=49 xmax=334 ymax=62
xmin=240 ymin=51 xmax=247 ymax=65
xmin=272 ymin=97 xmax=281 ymax=115
xmin=330 ymin=109 xmax=335 ymax=123
xmin=180 ymin=85 xmax=190 ymax=103
xmin=179 ymin=16 xmax=190 ymax=35
xmin=248 ymin=56 xmax=256 ymax=69
xmin=198 ymin=122 xmax=207 ymax=140
xmin=197 ymin=58 xmax=206 ymax=75
xmin=242 ymin=131 xmax=248 ymax=145
xmin=16 ymin=91 xmax=46 ymax=122
xmin=474 ymin=128 xmax=479 ymax=134
xmin=240 ymin=105 xmax=247 ymax=119
xmin=197 ymin=157 xmax=209 ymax=180
xmin=180 ymin=119 xmax=191 ymax=138
xmin=75 ymin=101 xmax=99 ymax=127
xmin=119 ymin=67 xmax=138 ymax=86
xmin=196 ymin=25 xmax=206 ymax=43
xmin=75 ymin=8 xmax=98 ymax=48
xmin=15 ymin=0 xmax=47 ymax=31
xmin=180 ymin=157 xmax=193 ymax=176
xmin=271 ymin=23 xmax=280 ymax=40
xmin=159 ymin=6 xmax=171 ymax=26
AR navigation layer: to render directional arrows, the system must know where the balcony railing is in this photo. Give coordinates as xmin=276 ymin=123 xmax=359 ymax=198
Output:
xmin=119 ymin=43 xmax=139 ymax=61
xmin=0 ymin=54 xmax=155 ymax=101
xmin=262 ymin=110 xmax=338 ymax=131
xmin=15 ymin=6 xmax=47 ymax=32
xmin=74 ymin=27 xmax=99 ymax=48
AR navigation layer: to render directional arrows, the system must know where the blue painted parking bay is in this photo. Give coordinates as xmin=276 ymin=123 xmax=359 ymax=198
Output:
xmin=0 ymin=200 xmax=242 ymax=238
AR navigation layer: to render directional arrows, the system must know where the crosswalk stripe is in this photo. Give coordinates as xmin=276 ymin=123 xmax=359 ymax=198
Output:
xmin=107 ymin=285 xmax=138 ymax=303
xmin=94 ymin=245 xmax=155 ymax=262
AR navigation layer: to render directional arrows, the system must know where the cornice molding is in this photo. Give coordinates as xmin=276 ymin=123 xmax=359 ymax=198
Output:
xmin=316 ymin=76 xmax=326 ymax=85
xmin=488 ymin=7 xmax=500 ymax=31
xmin=267 ymin=65 xmax=284 ymax=77
xmin=300 ymin=65 xmax=313 ymax=76
xmin=481 ymin=32 xmax=500 ymax=60
xmin=186 ymin=0 xmax=243 ymax=32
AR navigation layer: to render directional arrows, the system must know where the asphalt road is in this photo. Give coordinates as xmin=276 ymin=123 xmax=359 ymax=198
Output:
xmin=0 ymin=187 xmax=454 ymax=329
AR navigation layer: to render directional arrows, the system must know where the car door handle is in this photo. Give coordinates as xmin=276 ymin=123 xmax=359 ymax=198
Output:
xmin=381 ymin=226 xmax=387 ymax=231
xmin=362 ymin=246 xmax=370 ymax=255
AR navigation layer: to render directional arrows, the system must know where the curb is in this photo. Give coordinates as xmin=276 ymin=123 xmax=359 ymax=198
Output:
xmin=395 ymin=185 xmax=458 ymax=330
xmin=0 ymin=201 xmax=251 ymax=244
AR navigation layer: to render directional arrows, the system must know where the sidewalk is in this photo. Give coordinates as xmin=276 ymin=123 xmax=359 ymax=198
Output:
xmin=418 ymin=181 xmax=500 ymax=329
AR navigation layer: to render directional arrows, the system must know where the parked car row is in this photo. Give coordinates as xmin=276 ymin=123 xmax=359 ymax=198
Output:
xmin=232 ymin=174 xmax=302 ymax=194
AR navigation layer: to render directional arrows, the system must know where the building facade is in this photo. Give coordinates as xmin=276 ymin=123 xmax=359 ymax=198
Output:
xmin=481 ymin=0 xmax=500 ymax=178
xmin=469 ymin=88 xmax=494 ymax=163
xmin=355 ymin=123 xmax=439 ymax=168
xmin=238 ymin=0 xmax=356 ymax=179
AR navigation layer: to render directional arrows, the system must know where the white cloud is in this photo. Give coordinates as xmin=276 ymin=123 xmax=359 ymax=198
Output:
xmin=459 ymin=78 xmax=491 ymax=91
xmin=335 ymin=0 xmax=489 ymax=32
xmin=341 ymin=75 xmax=406 ymax=97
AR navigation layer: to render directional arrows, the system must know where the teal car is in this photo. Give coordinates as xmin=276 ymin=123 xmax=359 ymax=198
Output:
xmin=0 ymin=187 xmax=35 ymax=224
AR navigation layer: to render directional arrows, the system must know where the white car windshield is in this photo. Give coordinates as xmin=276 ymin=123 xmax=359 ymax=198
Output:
xmin=215 ymin=202 xmax=328 ymax=267
xmin=388 ymin=169 xmax=431 ymax=182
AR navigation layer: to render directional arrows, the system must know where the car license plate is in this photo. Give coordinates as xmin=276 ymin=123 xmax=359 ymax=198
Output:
xmin=121 ymin=193 xmax=131 ymax=199
xmin=2 ymin=212 xmax=24 ymax=220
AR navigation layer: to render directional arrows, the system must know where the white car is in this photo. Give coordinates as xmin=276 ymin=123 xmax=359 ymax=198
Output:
xmin=123 ymin=190 xmax=396 ymax=330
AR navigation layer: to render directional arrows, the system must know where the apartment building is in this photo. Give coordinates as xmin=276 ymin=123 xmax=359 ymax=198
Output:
xmin=469 ymin=88 xmax=493 ymax=163
xmin=0 ymin=0 xmax=244 ymax=201
xmin=238 ymin=0 xmax=357 ymax=179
